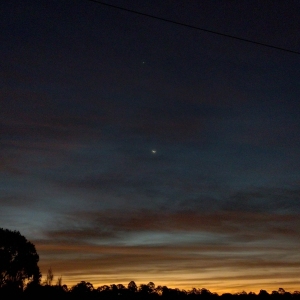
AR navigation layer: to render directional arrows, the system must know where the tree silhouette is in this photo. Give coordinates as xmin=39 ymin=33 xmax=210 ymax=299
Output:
xmin=0 ymin=228 xmax=41 ymax=291
xmin=71 ymin=281 xmax=94 ymax=294
xmin=139 ymin=282 xmax=156 ymax=295
xmin=44 ymin=267 xmax=54 ymax=285
xmin=259 ymin=290 xmax=269 ymax=297
xmin=128 ymin=280 xmax=138 ymax=293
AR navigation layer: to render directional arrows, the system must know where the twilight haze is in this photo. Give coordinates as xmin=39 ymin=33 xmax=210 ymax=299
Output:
xmin=1 ymin=0 xmax=300 ymax=294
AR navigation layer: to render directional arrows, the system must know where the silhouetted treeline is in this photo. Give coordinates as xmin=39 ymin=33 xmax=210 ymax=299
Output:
xmin=1 ymin=280 xmax=300 ymax=300
xmin=2 ymin=228 xmax=298 ymax=300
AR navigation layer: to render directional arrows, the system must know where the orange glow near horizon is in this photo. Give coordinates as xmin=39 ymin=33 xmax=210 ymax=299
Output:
xmin=39 ymin=271 xmax=300 ymax=295
xmin=35 ymin=211 xmax=300 ymax=296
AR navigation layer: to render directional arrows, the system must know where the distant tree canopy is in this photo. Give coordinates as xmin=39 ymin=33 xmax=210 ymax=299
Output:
xmin=0 ymin=228 xmax=41 ymax=290
xmin=71 ymin=281 xmax=94 ymax=294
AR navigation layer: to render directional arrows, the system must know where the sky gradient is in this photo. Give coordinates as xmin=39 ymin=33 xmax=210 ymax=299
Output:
xmin=1 ymin=0 xmax=300 ymax=294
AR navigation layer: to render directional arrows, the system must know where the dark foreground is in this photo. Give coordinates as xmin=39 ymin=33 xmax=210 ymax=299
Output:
xmin=1 ymin=281 xmax=300 ymax=300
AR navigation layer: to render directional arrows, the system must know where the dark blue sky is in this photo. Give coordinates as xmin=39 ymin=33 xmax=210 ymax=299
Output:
xmin=1 ymin=0 xmax=300 ymax=293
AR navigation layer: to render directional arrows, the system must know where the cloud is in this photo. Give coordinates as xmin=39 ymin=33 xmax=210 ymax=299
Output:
xmin=36 ymin=203 xmax=300 ymax=292
xmin=43 ymin=205 xmax=300 ymax=247
xmin=0 ymin=195 xmax=36 ymax=208
xmin=35 ymin=232 xmax=300 ymax=293
xmin=223 ymin=187 xmax=300 ymax=214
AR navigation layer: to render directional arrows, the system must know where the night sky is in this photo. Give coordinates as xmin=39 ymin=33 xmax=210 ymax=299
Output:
xmin=1 ymin=0 xmax=300 ymax=294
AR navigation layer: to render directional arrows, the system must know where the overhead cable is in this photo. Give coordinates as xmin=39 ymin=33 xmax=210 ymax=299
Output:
xmin=87 ymin=0 xmax=300 ymax=55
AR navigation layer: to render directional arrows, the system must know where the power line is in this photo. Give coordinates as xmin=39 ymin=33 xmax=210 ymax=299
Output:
xmin=87 ymin=0 xmax=300 ymax=55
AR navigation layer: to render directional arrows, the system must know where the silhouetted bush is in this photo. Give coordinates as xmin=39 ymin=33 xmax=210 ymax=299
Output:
xmin=0 ymin=228 xmax=41 ymax=291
